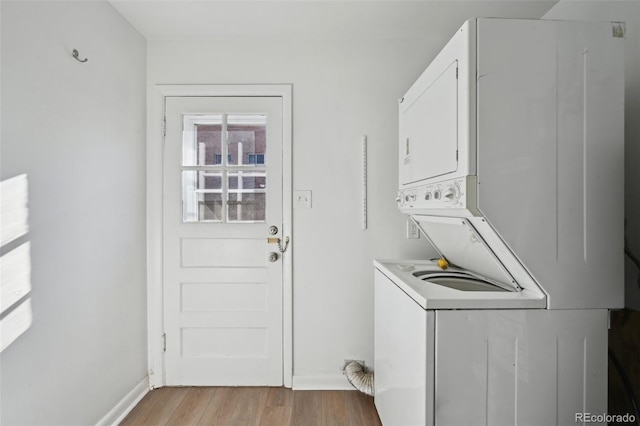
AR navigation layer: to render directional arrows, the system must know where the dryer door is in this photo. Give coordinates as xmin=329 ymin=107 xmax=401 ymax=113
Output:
xmin=400 ymin=60 xmax=459 ymax=186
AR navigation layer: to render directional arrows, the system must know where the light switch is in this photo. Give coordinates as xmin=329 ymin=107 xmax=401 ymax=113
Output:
xmin=294 ymin=190 xmax=312 ymax=209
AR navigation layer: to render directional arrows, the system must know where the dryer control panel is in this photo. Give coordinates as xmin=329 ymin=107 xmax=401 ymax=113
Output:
xmin=397 ymin=176 xmax=479 ymax=217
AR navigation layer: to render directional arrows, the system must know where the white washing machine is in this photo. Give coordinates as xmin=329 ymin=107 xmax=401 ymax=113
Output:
xmin=374 ymin=262 xmax=608 ymax=426
xmin=374 ymin=18 xmax=624 ymax=426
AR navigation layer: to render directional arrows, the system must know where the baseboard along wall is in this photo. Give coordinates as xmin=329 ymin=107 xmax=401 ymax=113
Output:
xmin=95 ymin=376 xmax=150 ymax=426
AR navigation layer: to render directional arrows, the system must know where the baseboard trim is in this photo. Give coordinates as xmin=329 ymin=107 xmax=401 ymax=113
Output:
xmin=96 ymin=376 xmax=149 ymax=426
xmin=292 ymin=374 xmax=353 ymax=390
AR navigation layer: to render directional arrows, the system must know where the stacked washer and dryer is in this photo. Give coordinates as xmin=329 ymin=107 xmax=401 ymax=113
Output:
xmin=374 ymin=18 xmax=624 ymax=426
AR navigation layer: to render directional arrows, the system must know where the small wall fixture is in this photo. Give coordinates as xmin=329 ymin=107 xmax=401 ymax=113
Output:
xmin=362 ymin=135 xmax=368 ymax=230
xmin=72 ymin=49 xmax=88 ymax=63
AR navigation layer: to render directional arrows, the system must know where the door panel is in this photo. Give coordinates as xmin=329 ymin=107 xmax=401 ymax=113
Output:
xmin=180 ymin=282 xmax=267 ymax=312
xmin=163 ymin=96 xmax=283 ymax=386
xmin=180 ymin=238 xmax=265 ymax=267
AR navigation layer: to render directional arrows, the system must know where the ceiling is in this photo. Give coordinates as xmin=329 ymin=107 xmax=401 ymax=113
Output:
xmin=109 ymin=0 xmax=558 ymax=41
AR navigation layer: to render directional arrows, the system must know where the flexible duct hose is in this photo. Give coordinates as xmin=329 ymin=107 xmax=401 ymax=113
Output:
xmin=344 ymin=361 xmax=374 ymax=396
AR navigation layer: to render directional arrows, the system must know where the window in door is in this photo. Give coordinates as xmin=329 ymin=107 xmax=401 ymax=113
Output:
xmin=181 ymin=114 xmax=267 ymax=223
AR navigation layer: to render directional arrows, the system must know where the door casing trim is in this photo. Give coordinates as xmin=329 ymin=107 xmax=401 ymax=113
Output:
xmin=147 ymin=84 xmax=293 ymax=388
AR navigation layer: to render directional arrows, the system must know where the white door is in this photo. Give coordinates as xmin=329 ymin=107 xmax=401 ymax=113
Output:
xmin=163 ymin=96 xmax=284 ymax=386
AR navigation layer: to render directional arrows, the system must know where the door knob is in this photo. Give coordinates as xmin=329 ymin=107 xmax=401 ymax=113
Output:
xmin=268 ymin=252 xmax=279 ymax=262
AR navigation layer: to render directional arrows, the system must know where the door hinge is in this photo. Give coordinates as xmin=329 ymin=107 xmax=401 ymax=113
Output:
xmin=456 ymin=150 xmax=459 ymax=161
xmin=162 ymin=116 xmax=166 ymax=137
xmin=456 ymin=67 xmax=458 ymax=79
xmin=162 ymin=333 xmax=166 ymax=352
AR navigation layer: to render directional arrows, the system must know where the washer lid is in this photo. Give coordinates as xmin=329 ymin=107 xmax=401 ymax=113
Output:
xmin=411 ymin=215 xmax=521 ymax=292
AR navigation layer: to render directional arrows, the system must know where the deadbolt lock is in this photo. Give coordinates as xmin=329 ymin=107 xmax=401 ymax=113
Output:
xmin=268 ymin=252 xmax=279 ymax=262
xmin=268 ymin=225 xmax=278 ymax=235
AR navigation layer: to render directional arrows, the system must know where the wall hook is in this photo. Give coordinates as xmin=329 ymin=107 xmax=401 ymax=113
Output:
xmin=72 ymin=49 xmax=88 ymax=63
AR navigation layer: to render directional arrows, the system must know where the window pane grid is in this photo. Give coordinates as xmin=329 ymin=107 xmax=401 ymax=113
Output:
xmin=182 ymin=113 xmax=267 ymax=223
xmin=182 ymin=170 xmax=222 ymax=222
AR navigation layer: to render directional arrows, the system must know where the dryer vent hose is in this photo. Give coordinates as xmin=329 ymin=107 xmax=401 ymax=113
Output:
xmin=344 ymin=361 xmax=374 ymax=396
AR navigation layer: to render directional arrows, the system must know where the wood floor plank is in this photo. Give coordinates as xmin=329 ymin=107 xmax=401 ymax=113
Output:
xmin=227 ymin=387 xmax=267 ymax=425
xmin=197 ymin=386 xmax=242 ymax=425
xmin=264 ymin=386 xmax=293 ymax=408
xmin=119 ymin=387 xmax=167 ymax=426
xmin=257 ymin=405 xmax=293 ymax=426
xmin=346 ymin=390 xmax=383 ymax=426
xmin=322 ymin=390 xmax=349 ymax=426
xmin=151 ymin=387 xmax=191 ymax=426
xmin=165 ymin=387 xmax=217 ymax=426
xmin=121 ymin=387 xmax=187 ymax=426
xmin=291 ymin=391 xmax=322 ymax=426
xmin=256 ymin=387 xmax=293 ymax=426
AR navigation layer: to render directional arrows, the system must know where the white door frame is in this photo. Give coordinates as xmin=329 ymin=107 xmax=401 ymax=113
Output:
xmin=147 ymin=84 xmax=293 ymax=389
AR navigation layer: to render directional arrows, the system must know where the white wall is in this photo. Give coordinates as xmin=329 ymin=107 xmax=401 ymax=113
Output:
xmin=148 ymin=38 xmax=439 ymax=385
xmin=543 ymin=1 xmax=640 ymax=310
xmin=0 ymin=2 xmax=148 ymax=424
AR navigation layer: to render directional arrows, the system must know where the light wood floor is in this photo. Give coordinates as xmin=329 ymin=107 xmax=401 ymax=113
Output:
xmin=120 ymin=387 xmax=382 ymax=426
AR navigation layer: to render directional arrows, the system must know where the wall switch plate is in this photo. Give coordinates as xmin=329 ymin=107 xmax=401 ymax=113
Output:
xmin=407 ymin=219 xmax=419 ymax=239
xmin=294 ymin=190 xmax=312 ymax=208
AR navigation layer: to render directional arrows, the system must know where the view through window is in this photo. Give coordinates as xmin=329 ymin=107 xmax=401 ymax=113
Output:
xmin=181 ymin=114 xmax=267 ymax=222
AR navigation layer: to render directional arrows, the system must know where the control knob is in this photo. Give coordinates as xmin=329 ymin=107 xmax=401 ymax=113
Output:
xmin=444 ymin=184 xmax=461 ymax=203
